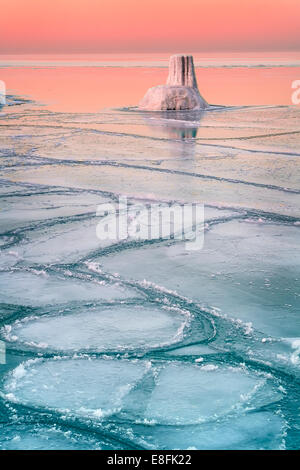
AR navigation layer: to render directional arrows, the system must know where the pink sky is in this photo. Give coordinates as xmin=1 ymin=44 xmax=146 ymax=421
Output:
xmin=0 ymin=0 xmax=300 ymax=54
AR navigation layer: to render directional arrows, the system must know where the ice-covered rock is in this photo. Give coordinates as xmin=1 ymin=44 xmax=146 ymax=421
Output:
xmin=3 ymin=304 xmax=188 ymax=352
xmin=139 ymin=55 xmax=208 ymax=111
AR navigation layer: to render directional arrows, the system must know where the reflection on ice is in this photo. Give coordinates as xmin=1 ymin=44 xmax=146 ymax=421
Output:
xmin=2 ymin=358 xmax=285 ymax=449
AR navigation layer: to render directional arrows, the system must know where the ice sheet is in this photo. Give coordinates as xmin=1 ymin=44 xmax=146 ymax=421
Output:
xmin=3 ymin=304 xmax=188 ymax=352
xmin=0 ymin=91 xmax=299 ymax=450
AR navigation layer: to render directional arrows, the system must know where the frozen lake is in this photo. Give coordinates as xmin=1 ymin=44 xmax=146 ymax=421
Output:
xmin=0 ymin=59 xmax=300 ymax=449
